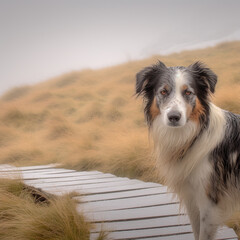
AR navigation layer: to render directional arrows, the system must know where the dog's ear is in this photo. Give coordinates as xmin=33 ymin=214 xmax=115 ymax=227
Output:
xmin=136 ymin=67 xmax=153 ymax=95
xmin=136 ymin=61 xmax=167 ymax=96
xmin=189 ymin=61 xmax=217 ymax=93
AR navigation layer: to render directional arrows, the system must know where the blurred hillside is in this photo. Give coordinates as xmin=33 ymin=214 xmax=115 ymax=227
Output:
xmin=0 ymin=41 xmax=240 ymax=182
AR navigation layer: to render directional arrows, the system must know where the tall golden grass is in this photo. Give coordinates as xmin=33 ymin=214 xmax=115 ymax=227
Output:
xmin=0 ymin=178 xmax=106 ymax=240
xmin=0 ymin=41 xmax=239 ymax=182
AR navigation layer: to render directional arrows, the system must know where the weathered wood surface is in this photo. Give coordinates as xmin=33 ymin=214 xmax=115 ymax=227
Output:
xmin=0 ymin=164 xmax=237 ymax=240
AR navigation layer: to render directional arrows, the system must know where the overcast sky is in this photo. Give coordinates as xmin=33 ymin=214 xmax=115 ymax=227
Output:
xmin=1 ymin=0 xmax=240 ymax=95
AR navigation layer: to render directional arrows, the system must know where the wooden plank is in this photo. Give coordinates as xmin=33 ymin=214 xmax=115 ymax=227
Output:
xmin=0 ymin=164 xmax=19 ymax=171
xmin=0 ymin=164 xmax=57 ymax=171
xmin=92 ymin=221 xmax=237 ymax=239
xmin=0 ymin=169 xmax=76 ymax=179
xmin=29 ymin=179 xmax=159 ymax=189
xmin=35 ymin=185 xmax=165 ymax=197
xmin=13 ymin=164 xmax=58 ymax=171
xmin=81 ymin=187 xmax=168 ymax=202
xmin=133 ymin=233 xmax=194 ymax=240
xmin=25 ymin=176 xmax=131 ymax=186
xmin=216 ymin=227 xmax=239 ymax=240
xmin=92 ymin=215 xmax=190 ymax=232
xmin=20 ymin=171 xmax=113 ymax=180
xmin=92 ymin=227 xmax=237 ymax=240
xmin=133 ymin=227 xmax=237 ymax=240
xmin=5 ymin=168 xmax=76 ymax=174
xmin=34 ymin=181 xmax=162 ymax=196
xmin=80 ymin=204 xmax=182 ymax=222
xmin=24 ymin=173 xmax=116 ymax=182
xmin=80 ymin=193 xmax=178 ymax=212
xmin=91 ymin=225 xmax=193 ymax=240
xmin=136 ymin=237 xmax=237 ymax=240
xmin=20 ymin=169 xmax=101 ymax=175
xmin=25 ymin=178 xmax=141 ymax=188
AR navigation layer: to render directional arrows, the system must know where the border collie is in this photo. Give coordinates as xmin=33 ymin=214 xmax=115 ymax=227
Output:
xmin=136 ymin=61 xmax=240 ymax=240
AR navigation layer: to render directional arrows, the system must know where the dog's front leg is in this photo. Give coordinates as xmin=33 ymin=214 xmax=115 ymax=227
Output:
xmin=184 ymin=198 xmax=200 ymax=240
xmin=199 ymin=207 xmax=219 ymax=240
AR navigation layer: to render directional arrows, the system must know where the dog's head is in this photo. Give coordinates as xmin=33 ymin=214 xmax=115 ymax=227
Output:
xmin=136 ymin=61 xmax=217 ymax=127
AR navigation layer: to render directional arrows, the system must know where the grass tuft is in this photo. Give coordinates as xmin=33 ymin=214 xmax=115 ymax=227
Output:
xmin=0 ymin=129 xmax=15 ymax=147
xmin=3 ymin=150 xmax=43 ymax=165
xmin=1 ymin=86 xmax=31 ymax=101
xmin=106 ymin=107 xmax=122 ymax=121
xmin=111 ymin=97 xmax=127 ymax=106
xmin=3 ymin=109 xmax=48 ymax=130
xmin=0 ymin=178 xmax=107 ymax=240
xmin=54 ymin=72 xmax=79 ymax=88
xmin=48 ymin=124 xmax=73 ymax=140
xmin=33 ymin=92 xmax=53 ymax=102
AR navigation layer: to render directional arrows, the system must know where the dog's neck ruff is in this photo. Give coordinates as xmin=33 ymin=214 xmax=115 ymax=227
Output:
xmin=151 ymin=103 xmax=226 ymax=191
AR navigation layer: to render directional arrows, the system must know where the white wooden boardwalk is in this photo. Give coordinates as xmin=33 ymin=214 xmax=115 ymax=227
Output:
xmin=0 ymin=164 xmax=237 ymax=240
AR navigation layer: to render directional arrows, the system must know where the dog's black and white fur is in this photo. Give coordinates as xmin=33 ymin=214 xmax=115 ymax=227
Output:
xmin=136 ymin=61 xmax=240 ymax=240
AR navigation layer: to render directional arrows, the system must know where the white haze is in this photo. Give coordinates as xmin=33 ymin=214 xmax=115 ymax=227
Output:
xmin=0 ymin=0 xmax=240 ymax=95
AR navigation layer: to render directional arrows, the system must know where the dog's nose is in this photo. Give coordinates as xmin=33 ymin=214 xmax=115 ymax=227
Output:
xmin=168 ymin=111 xmax=181 ymax=123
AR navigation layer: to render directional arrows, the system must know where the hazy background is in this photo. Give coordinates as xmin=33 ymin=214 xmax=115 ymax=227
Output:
xmin=0 ymin=0 xmax=240 ymax=181
xmin=1 ymin=0 xmax=240 ymax=95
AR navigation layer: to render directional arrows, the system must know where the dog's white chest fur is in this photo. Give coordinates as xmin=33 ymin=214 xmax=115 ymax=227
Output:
xmin=151 ymin=104 xmax=226 ymax=195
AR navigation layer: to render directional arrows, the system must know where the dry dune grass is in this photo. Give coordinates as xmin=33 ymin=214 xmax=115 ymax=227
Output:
xmin=0 ymin=178 xmax=106 ymax=240
xmin=0 ymin=41 xmax=239 ymax=182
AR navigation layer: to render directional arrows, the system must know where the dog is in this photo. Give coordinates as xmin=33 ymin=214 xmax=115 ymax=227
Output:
xmin=136 ymin=61 xmax=240 ymax=240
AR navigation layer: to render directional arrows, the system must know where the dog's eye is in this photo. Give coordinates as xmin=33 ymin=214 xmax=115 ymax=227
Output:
xmin=185 ymin=90 xmax=192 ymax=96
xmin=160 ymin=89 xmax=168 ymax=95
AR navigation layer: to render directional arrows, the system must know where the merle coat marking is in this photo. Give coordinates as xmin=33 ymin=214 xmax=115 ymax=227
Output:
xmin=136 ymin=61 xmax=240 ymax=240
